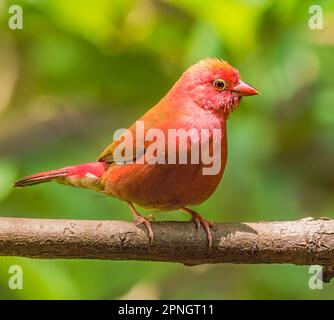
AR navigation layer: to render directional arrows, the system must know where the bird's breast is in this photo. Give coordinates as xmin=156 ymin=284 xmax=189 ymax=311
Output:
xmin=101 ymin=115 xmax=228 ymax=211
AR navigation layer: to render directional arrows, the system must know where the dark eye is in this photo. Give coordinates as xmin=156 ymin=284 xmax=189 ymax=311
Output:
xmin=213 ymin=79 xmax=226 ymax=91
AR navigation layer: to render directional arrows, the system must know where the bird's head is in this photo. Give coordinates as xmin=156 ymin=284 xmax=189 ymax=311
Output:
xmin=176 ymin=58 xmax=259 ymax=117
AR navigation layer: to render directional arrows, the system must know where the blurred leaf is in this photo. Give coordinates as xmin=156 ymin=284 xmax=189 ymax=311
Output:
xmin=0 ymin=159 xmax=16 ymax=203
xmin=184 ymin=22 xmax=222 ymax=66
xmin=0 ymin=0 xmax=334 ymax=300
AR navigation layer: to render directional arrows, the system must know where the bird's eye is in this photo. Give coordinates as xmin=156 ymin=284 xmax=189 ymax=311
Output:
xmin=213 ymin=79 xmax=226 ymax=91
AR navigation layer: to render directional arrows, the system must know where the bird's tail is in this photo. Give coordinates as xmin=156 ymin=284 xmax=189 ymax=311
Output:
xmin=14 ymin=162 xmax=107 ymax=191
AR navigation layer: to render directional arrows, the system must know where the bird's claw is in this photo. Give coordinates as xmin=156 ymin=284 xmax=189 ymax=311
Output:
xmin=192 ymin=216 xmax=215 ymax=230
xmin=191 ymin=215 xmax=214 ymax=250
xmin=181 ymin=207 xmax=214 ymax=250
xmin=134 ymin=215 xmax=154 ymax=245
xmin=127 ymin=202 xmax=154 ymax=245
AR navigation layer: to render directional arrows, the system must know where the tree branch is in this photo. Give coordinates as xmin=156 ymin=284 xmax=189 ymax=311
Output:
xmin=1 ymin=217 xmax=334 ymax=281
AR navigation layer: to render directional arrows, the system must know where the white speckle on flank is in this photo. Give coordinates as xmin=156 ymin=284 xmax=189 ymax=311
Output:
xmin=84 ymin=172 xmax=98 ymax=180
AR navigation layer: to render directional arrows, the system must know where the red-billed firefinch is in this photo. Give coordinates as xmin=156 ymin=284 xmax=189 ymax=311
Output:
xmin=14 ymin=58 xmax=259 ymax=248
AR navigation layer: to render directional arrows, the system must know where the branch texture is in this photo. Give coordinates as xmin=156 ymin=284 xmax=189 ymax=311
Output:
xmin=0 ymin=217 xmax=334 ymax=281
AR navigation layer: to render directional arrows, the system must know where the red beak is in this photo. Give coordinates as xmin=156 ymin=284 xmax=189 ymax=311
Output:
xmin=232 ymin=80 xmax=259 ymax=97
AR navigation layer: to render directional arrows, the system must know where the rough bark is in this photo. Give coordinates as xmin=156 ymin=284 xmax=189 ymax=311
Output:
xmin=0 ymin=217 xmax=334 ymax=281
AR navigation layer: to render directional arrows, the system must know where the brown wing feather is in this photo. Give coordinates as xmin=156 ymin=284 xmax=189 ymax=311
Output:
xmin=98 ymin=103 xmax=171 ymax=164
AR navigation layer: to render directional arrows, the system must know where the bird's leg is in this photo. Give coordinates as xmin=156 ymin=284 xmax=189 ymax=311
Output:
xmin=180 ymin=207 xmax=215 ymax=250
xmin=127 ymin=202 xmax=154 ymax=245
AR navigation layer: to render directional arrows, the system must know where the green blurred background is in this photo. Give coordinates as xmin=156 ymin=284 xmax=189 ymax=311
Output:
xmin=0 ymin=0 xmax=333 ymax=299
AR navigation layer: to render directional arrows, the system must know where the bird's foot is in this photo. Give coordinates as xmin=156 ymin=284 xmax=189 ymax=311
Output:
xmin=127 ymin=202 xmax=154 ymax=245
xmin=134 ymin=215 xmax=154 ymax=245
xmin=181 ymin=207 xmax=215 ymax=250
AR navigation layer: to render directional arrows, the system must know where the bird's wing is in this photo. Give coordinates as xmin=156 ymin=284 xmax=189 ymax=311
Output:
xmin=98 ymin=99 xmax=215 ymax=165
xmin=98 ymin=122 xmax=149 ymax=164
xmin=98 ymin=104 xmax=170 ymax=164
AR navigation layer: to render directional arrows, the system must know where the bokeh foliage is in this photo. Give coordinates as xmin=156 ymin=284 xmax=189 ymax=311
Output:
xmin=0 ymin=0 xmax=333 ymax=299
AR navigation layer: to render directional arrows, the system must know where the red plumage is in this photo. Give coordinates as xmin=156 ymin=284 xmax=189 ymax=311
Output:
xmin=15 ymin=162 xmax=106 ymax=188
xmin=14 ymin=58 xmax=259 ymax=248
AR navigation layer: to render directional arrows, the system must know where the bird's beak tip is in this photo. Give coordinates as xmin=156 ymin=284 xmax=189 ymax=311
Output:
xmin=232 ymin=80 xmax=259 ymax=97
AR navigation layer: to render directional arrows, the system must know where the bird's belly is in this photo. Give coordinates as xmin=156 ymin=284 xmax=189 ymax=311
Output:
xmin=102 ymin=160 xmax=226 ymax=211
xmin=101 ymin=115 xmax=228 ymax=211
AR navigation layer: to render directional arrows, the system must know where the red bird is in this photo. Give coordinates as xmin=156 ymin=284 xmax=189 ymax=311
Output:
xmin=14 ymin=58 xmax=258 ymax=248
